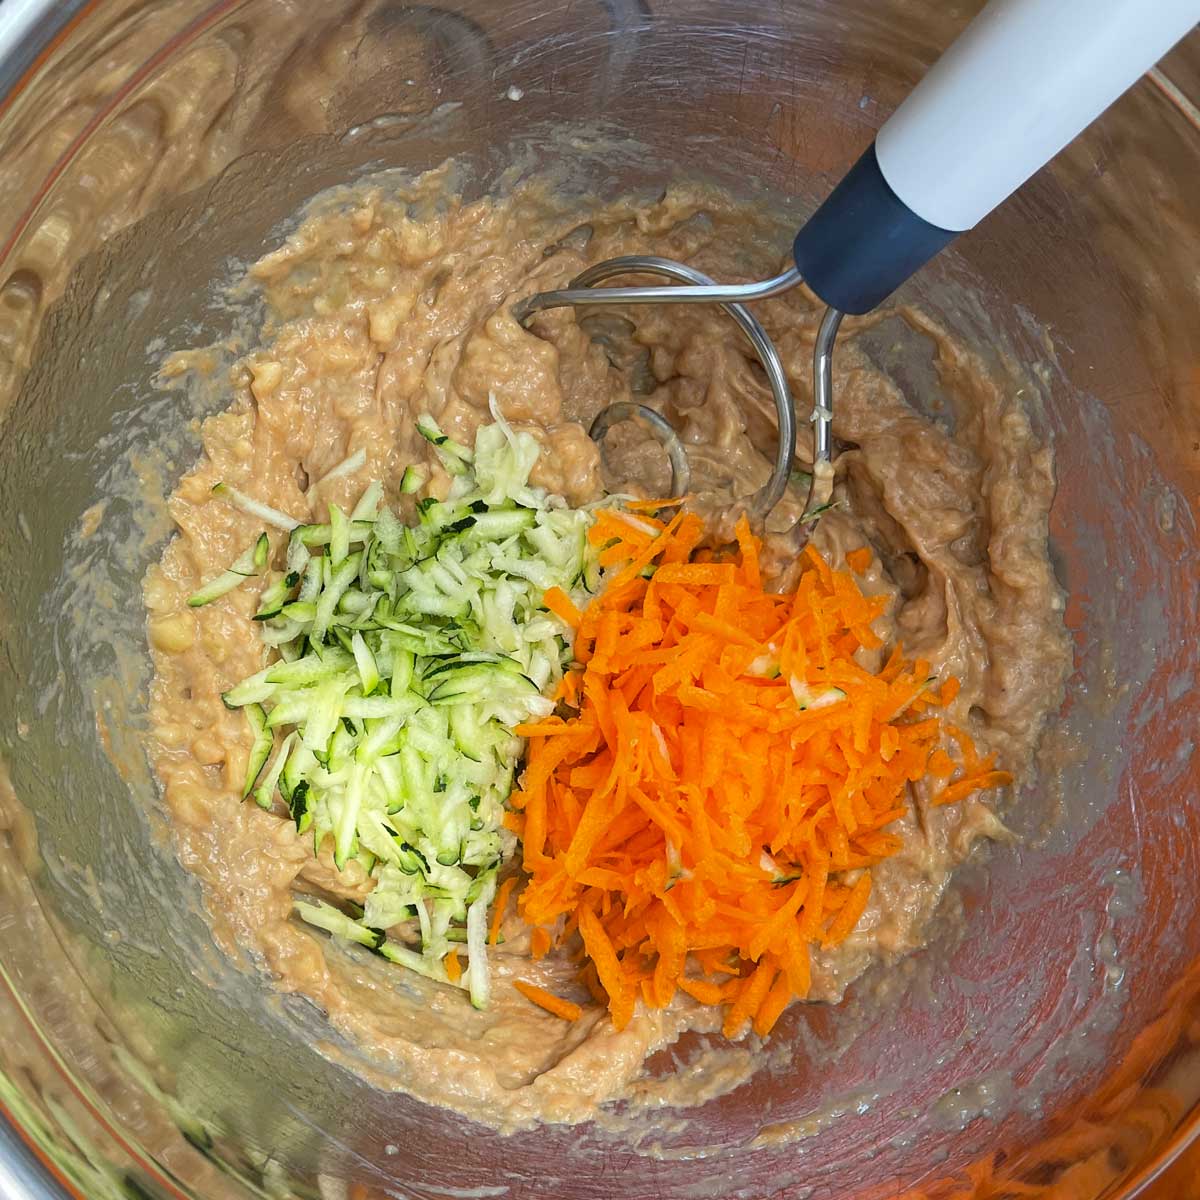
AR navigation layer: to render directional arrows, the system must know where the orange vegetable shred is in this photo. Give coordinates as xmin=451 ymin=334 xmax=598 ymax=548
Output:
xmin=490 ymin=876 xmax=517 ymax=946
xmin=513 ymin=979 xmax=584 ymax=1022
xmin=846 ymin=546 xmax=873 ymax=574
xmin=516 ymin=510 xmax=1011 ymax=1037
xmin=543 ymin=586 xmax=583 ymax=630
xmin=529 ymin=927 xmax=552 ymax=959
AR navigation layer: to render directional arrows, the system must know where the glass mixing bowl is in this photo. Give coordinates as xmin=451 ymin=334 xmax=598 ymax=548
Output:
xmin=1 ymin=3 xmax=1198 ymax=1198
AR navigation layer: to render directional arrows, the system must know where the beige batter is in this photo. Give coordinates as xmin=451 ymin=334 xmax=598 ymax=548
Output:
xmin=143 ymin=167 xmax=1071 ymax=1132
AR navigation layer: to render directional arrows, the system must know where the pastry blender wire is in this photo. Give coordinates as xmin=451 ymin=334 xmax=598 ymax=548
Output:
xmin=513 ymin=0 xmax=1193 ymax=529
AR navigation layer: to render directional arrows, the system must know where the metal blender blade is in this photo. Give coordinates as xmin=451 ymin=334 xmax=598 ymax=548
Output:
xmin=514 ymin=256 xmax=840 ymax=528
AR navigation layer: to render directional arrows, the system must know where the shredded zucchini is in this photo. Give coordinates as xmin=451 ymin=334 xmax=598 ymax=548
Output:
xmin=212 ymin=482 xmax=300 ymax=532
xmin=222 ymin=412 xmax=598 ymax=1003
xmin=188 ymin=532 xmax=269 ymax=607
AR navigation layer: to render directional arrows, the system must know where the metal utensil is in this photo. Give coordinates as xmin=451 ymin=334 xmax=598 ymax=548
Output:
xmin=516 ymin=0 xmax=1197 ymax=529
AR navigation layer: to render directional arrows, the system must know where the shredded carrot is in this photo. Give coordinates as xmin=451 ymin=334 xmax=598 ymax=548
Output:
xmin=490 ymin=876 xmax=517 ymax=945
xmin=723 ymin=958 xmax=777 ymax=1039
xmin=543 ymin=585 xmax=583 ymax=629
xmin=933 ymin=768 xmax=1013 ymax=806
xmin=558 ymin=671 xmax=581 ymax=707
xmin=927 ymin=748 xmax=956 ymax=777
xmin=625 ymin=495 xmax=689 ymax=513
xmin=846 ymin=546 xmax=872 ymax=574
xmin=678 ymin=977 xmax=727 ymax=1006
xmin=516 ymin=509 xmax=1007 ymax=1035
xmin=443 ymin=948 xmax=462 ymax=983
xmin=530 ymin=927 xmax=553 ymax=960
xmin=821 ymin=873 xmax=873 ymax=948
xmin=513 ymin=979 xmax=583 ymax=1021
xmin=752 ymin=972 xmax=793 ymax=1037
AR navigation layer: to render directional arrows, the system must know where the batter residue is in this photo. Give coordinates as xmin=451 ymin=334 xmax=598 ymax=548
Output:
xmin=144 ymin=167 xmax=1070 ymax=1132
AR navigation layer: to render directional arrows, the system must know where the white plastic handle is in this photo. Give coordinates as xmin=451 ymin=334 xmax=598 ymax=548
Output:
xmin=876 ymin=0 xmax=1199 ymax=233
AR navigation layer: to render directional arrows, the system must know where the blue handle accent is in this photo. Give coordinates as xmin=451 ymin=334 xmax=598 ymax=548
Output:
xmin=792 ymin=143 xmax=958 ymax=315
